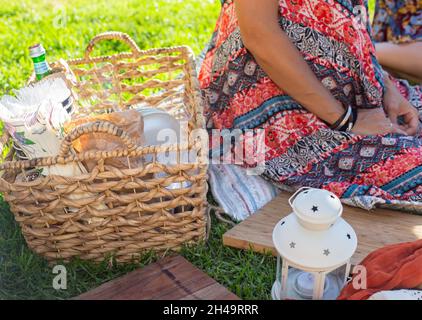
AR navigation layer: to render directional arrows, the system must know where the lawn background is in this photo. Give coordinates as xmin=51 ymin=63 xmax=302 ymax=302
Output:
xmin=1 ymin=0 xmax=375 ymax=299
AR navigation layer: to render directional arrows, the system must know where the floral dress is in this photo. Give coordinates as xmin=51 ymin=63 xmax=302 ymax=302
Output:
xmin=199 ymin=0 xmax=422 ymax=212
xmin=372 ymin=0 xmax=422 ymax=43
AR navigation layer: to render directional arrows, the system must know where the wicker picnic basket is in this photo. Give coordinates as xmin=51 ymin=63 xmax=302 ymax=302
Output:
xmin=0 ymin=32 xmax=209 ymax=263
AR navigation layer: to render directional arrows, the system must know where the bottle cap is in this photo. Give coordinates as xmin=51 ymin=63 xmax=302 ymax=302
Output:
xmin=29 ymin=44 xmax=46 ymax=58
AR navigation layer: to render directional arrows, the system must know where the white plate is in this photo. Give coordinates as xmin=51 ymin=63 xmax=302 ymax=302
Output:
xmin=136 ymin=106 xmax=181 ymax=166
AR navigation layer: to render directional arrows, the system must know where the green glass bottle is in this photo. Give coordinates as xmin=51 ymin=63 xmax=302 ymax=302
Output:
xmin=29 ymin=43 xmax=51 ymax=80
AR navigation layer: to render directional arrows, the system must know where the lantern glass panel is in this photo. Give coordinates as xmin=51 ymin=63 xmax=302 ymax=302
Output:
xmin=272 ymin=258 xmax=351 ymax=300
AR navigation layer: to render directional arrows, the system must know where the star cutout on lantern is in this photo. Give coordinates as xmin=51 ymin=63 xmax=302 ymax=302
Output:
xmin=289 ymin=242 xmax=296 ymax=249
xmin=311 ymin=205 xmax=319 ymax=213
xmin=323 ymin=249 xmax=330 ymax=256
xmin=347 ymin=234 xmax=351 ymax=239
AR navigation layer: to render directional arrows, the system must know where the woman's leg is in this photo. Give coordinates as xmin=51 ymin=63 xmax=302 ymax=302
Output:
xmin=375 ymin=42 xmax=422 ymax=83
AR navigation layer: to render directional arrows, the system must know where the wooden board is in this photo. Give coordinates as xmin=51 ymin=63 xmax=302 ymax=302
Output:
xmin=223 ymin=192 xmax=422 ymax=265
xmin=76 ymin=255 xmax=240 ymax=300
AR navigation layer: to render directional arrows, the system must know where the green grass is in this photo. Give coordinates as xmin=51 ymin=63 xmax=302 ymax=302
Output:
xmin=0 ymin=0 xmax=277 ymax=300
xmin=0 ymin=0 xmax=220 ymax=95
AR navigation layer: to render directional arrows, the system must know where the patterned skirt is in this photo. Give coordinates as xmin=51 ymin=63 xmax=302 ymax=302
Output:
xmin=199 ymin=0 xmax=422 ymax=212
xmin=372 ymin=0 xmax=422 ymax=43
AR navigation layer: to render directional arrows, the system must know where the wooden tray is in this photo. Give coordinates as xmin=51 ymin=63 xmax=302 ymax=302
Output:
xmin=76 ymin=255 xmax=240 ymax=300
xmin=223 ymin=192 xmax=422 ymax=265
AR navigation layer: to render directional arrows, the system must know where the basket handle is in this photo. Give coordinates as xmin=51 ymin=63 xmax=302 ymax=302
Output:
xmin=0 ymin=129 xmax=10 ymax=156
xmin=58 ymin=120 xmax=137 ymax=158
xmin=84 ymin=31 xmax=141 ymax=59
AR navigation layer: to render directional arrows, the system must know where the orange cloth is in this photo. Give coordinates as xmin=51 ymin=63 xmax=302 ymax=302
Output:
xmin=338 ymin=240 xmax=422 ymax=300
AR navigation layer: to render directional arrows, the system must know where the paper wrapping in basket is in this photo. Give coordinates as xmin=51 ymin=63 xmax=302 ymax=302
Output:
xmin=0 ymin=77 xmax=85 ymax=176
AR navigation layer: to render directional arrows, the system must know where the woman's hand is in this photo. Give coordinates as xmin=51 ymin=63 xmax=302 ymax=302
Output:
xmin=383 ymin=75 xmax=419 ymax=136
xmin=351 ymin=108 xmax=407 ymax=136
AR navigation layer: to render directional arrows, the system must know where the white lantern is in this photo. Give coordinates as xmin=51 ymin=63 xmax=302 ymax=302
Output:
xmin=272 ymin=187 xmax=357 ymax=300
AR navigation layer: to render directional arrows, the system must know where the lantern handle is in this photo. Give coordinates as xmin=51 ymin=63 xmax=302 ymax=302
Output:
xmin=288 ymin=187 xmax=312 ymax=207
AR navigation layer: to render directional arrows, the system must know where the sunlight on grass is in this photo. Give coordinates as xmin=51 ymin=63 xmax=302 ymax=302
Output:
xmin=0 ymin=0 xmax=219 ymax=95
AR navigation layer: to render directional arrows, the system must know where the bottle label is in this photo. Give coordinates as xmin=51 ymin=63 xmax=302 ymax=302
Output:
xmin=34 ymin=61 xmax=49 ymax=76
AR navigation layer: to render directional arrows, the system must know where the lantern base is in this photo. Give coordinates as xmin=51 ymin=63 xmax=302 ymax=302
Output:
xmin=272 ymin=271 xmax=344 ymax=300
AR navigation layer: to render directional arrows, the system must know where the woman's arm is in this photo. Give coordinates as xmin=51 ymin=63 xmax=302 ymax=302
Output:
xmin=375 ymin=42 xmax=422 ymax=83
xmin=235 ymin=0 xmax=401 ymax=135
xmin=235 ymin=0 xmax=343 ymax=124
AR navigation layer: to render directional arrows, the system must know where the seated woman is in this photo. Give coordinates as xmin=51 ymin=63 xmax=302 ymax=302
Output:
xmin=372 ymin=0 xmax=422 ymax=83
xmin=199 ymin=0 xmax=422 ymax=212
